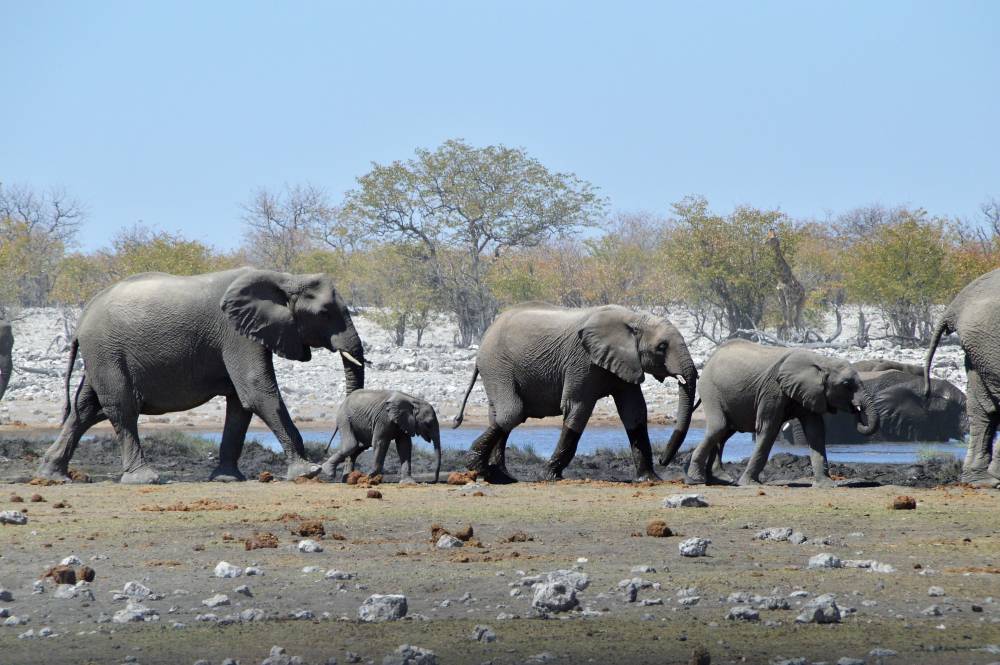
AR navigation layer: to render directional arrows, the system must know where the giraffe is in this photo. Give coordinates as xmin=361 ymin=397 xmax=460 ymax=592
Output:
xmin=765 ymin=229 xmax=806 ymax=340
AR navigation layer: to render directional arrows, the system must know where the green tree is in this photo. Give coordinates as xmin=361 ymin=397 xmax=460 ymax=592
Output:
xmin=109 ymin=225 xmax=226 ymax=278
xmin=345 ymin=139 xmax=605 ymax=346
xmin=844 ymin=209 xmax=954 ymax=343
xmin=665 ymin=196 xmax=791 ymax=333
xmin=50 ymin=252 xmax=114 ymax=305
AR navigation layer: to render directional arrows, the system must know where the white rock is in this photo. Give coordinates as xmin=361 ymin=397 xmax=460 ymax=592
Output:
xmin=297 ymin=539 xmax=323 ymax=553
xmin=663 ymin=494 xmax=709 ymax=508
xmin=678 ymin=537 xmax=710 ymax=557
xmin=244 ymin=566 xmax=262 ymax=576
xmin=214 ymin=561 xmax=243 ymax=578
xmin=0 ymin=511 xmax=27 ymax=525
xmin=544 ymin=569 xmax=590 ymax=591
xmin=435 ymin=534 xmax=463 ymax=549
xmin=325 ymin=570 xmax=354 ymax=580
xmin=755 ymin=527 xmax=794 ymax=541
xmin=60 ymin=555 xmax=82 ymax=566
xmin=359 ymin=594 xmax=408 ymax=622
xmin=382 ymin=644 xmax=438 ymax=665
xmin=726 ymin=606 xmax=760 ymax=621
xmin=795 ymin=594 xmax=841 ymax=624
xmin=471 ymin=625 xmax=496 ymax=643
xmin=121 ymin=581 xmax=155 ymax=600
xmin=531 ymin=581 xmax=578 ymax=613
xmin=113 ymin=602 xmax=159 ymax=623
xmin=202 ymin=594 xmax=230 ymax=608
xmin=928 ymin=586 xmax=946 ymax=597
xmin=808 ymin=553 xmax=843 ymax=569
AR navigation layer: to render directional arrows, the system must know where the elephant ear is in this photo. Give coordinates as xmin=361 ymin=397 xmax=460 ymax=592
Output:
xmin=775 ymin=351 xmax=829 ymax=413
xmin=221 ymin=270 xmax=311 ymax=362
xmin=385 ymin=397 xmax=417 ymax=436
xmin=578 ymin=308 xmax=644 ymax=384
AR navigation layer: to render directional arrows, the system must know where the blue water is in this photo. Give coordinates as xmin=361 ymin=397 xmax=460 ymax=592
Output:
xmin=197 ymin=426 xmax=966 ymax=465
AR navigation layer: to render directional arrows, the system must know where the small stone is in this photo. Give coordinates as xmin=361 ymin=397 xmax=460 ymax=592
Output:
xmin=678 ymin=596 xmax=700 ymax=606
xmin=325 ymin=570 xmax=354 ymax=580
xmin=678 ymin=537 xmax=710 ymax=557
xmin=358 ymin=594 xmax=408 ymax=622
xmin=0 ymin=589 xmax=11 ymax=602
xmin=631 ymin=565 xmax=656 ymax=574
xmin=382 ymin=644 xmax=438 ymax=665
xmin=837 ymin=659 xmax=865 ymax=665
xmin=113 ymin=602 xmax=159 ymax=623
xmin=869 ymin=648 xmax=897 ymax=657
xmin=214 ymin=561 xmax=243 ymax=578
xmin=544 ymin=569 xmax=590 ymax=591
xmin=234 ymin=585 xmax=252 ymax=597
xmin=60 ymin=555 xmax=82 ymax=566
xmin=244 ymin=566 xmax=263 ymax=576
xmin=471 ymin=625 xmax=496 ymax=642
xmin=788 ymin=532 xmax=808 ymax=544
xmin=921 ymin=605 xmax=942 ymax=616
xmin=755 ymin=527 xmax=793 ymax=542
xmin=435 ymin=534 xmax=463 ymax=549
xmin=298 ymin=539 xmax=324 ymax=553
xmin=122 ymin=581 xmax=155 ymax=600
xmin=795 ymin=594 xmax=841 ymax=624
xmin=240 ymin=608 xmax=266 ymax=622
xmin=202 ymin=594 xmax=230 ymax=608
xmin=756 ymin=596 xmax=790 ymax=611
xmin=727 ymin=606 xmax=760 ymax=622
xmin=808 ymin=553 xmax=842 ymax=569
xmin=302 ymin=566 xmax=323 ymax=573
xmin=0 ymin=510 xmax=28 ymax=525
xmin=928 ymin=586 xmax=945 ymax=597
xmin=531 ymin=581 xmax=578 ymax=613
xmin=663 ymin=494 xmax=709 ymax=508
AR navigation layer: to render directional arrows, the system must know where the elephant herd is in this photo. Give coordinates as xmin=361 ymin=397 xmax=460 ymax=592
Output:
xmin=0 ymin=264 xmax=992 ymax=488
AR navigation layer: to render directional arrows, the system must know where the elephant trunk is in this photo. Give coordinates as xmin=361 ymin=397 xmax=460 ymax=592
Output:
xmin=853 ymin=386 xmax=879 ymax=436
xmin=658 ymin=345 xmax=698 ymax=467
xmin=0 ymin=358 xmax=10 ymax=402
xmin=331 ymin=323 xmax=365 ymax=395
xmin=432 ymin=429 xmax=441 ymax=484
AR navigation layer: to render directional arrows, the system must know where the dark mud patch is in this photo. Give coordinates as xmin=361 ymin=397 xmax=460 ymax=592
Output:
xmin=0 ymin=433 xmax=964 ymax=487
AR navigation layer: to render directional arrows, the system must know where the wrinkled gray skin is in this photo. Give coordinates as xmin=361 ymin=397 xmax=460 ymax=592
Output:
xmin=850 ymin=359 xmax=924 ymax=376
xmin=0 ymin=319 xmax=11 ymax=402
xmin=453 ymin=303 xmax=697 ymax=483
xmin=321 ymin=389 xmax=441 ymax=484
xmin=37 ymin=268 xmax=365 ymax=484
xmin=678 ymin=339 xmax=878 ymax=487
xmin=925 ymin=268 xmax=1000 ymax=487
xmin=781 ymin=369 xmax=966 ymax=446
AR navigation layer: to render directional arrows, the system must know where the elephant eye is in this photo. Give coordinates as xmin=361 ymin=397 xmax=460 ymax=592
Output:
xmin=656 ymin=342 xmax=668 ymax=351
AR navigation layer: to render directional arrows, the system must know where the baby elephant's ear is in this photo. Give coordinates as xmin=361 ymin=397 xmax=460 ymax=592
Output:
xmin=385 ymin=398 xmax=417 ymax=436
xmin=776 ymin=351 xmax=829 ymax=414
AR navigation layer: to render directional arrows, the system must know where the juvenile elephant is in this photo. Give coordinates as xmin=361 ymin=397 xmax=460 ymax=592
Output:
xmin=320 ymin=389 xmax=441 ymax=483
xmin=926 ymin=268 xmax=1000 ymax=487
xmin=453 ymin=303 xmax=697 ymax=483
xmin=37 ymin=268 xmax=366 ymax=484
xmin=672 ymin=340 xmax=878 ymax=487
xmin=0 ymin=319 xmax=11 ymax=402
xmin=781 ymin=369 xmax=966 ymax=446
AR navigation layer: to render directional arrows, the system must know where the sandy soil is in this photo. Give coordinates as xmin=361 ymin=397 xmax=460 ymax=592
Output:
xmin=0 ymin=477 xmax=998 ymax=665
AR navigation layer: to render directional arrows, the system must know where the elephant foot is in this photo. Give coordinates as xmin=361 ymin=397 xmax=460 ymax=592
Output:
xmin=961 ymin=469 xmax=1000 ymax=489
xmin=736 ymin=474 xmax=764 ymax=487
xmin=120 ymin=466 xmax=161 ymax=485
xmin=635 ymin=470 xmax=662 ymax=483
xmin=320 ymin=462 xmax=338 ymax=479
xmin=286 ymin=459 xmax=321 ymax=481
xmin=465 ymin=451 xmax=489 ymax=477
xmin=708 ymin=466 xmax=736 ymax=485
xmin=398 ymin=476 xmax=417 ymax=486
xmin=35 ymin=462 xmax=72 ymax=483
xmin=209 ymin=465 xmax=246 ymax=482
xmin=682 ymin=463 xmax=708 ymax=485
xmin=543 ymin=467 xmax=564 ymax=481
xmin=811 ymin=476 xmax=837 ymax=489
xmin=485 ymin=464 xmax=518 ymax=484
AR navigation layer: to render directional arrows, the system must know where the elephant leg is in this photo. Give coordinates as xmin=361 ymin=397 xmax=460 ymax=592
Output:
xmin=395 ymin=435 xmax=416 ymax=484
xmin=737 ymin=417 xmax=783 ymax=486
xmin=611 ymin=386 xmax=660 ymax=482
xmin=799 ymin=414 xmax=834 ymax=488
xmin=686 ymin=418 xmax=733 ymax=485
xmin=708 ymin=438 xmax=735 ymax=484
xmin=37 ymin=380 xmax=107 ymax=481
xmin=210 ymin=396 xmax=251 ymax=482
xmin=370 ymin=432 xmax=392 ymax=478
xmin=101 ymin=397 xmax=159 ymax=484
xmin=321 ymin=426 xmax=361 ymax=480
xmin=253 ymin=394 xmax=318 ymax=480
xmin=545 ymin=399 xmax=595 ymax=480
xmin=467 ymin=423 xmax=515 ymax=483
xmin=963 ymin=369 xmax=1000 ymax=487
xmin=487 ymin=429 xmax=511 ymax=474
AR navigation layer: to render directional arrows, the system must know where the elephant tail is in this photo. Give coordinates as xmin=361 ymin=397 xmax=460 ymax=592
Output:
xmin=923 ymin=315 xmax=952 ymax=398
xmin=323 ymin=424 xmax=340 ymax=455
xmin=60 ymin=338 xmax=79 ymax=424
xmin=451 ymin=365 xmax=479 ymax=429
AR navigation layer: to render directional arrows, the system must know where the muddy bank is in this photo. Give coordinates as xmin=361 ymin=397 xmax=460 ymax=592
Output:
xmin=0 ymin=432 xmax=962 ymax=487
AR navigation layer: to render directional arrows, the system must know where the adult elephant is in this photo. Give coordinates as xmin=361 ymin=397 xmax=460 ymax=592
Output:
xmin=452 ymin=303 xmax=697 ymax=483
xmin=850 ymin=359 xmax=924 ymax=376
xmin=0 ymin=319 xmax=12 ymax=401
xmin=671 ymin=340 xmax=878 ymax=487
xmin=37 ymin=267 xmax=366 ymax=484
xmin=780 ymin=369 xmax=966 ymax=446
xmin=925 ymin=268 xmax=1000 ymax=487
xmin=320 ymin=389 xmax=441 ymax=484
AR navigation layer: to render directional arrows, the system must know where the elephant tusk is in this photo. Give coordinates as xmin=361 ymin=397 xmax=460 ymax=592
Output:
xmin=781 ymin=422 xmax=790 ymax=431
xmin=676 ymin=375 xmax=687 ymax=385
xmin=340 ymin=350 xmax=363 ymax=367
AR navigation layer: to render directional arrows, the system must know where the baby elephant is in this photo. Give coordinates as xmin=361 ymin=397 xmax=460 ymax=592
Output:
xmin=321 ymin=389 xmax=441 ymax=484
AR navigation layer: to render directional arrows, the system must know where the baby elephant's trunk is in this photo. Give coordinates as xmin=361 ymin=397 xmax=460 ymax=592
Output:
xmin=853 ymin=386 xmax=880 ymax=436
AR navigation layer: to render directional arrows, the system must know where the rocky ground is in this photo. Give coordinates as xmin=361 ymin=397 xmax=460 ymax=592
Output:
xmin=0 ymin=468 xmax=999 ymax=665
xmin=0 ymin=307 xmax=968 ymax=434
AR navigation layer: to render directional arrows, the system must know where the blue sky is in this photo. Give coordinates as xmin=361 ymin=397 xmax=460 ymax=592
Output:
xmin=2 ymin=1 xmax=998 ymax=251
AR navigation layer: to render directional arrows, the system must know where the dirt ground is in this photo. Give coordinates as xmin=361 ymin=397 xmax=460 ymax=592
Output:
xmin=1 ymin=466 xmax=999 ymax=664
